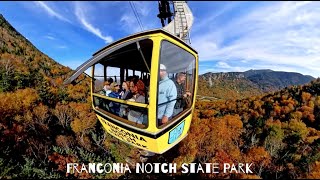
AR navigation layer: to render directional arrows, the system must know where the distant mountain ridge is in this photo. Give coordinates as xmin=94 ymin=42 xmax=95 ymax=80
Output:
xmin=198 ymin=69 xmax=315 ymax=99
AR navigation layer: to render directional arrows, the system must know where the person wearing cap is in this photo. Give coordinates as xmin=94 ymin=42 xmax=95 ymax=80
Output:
xmin=172 ymin=72 xmax=192 ymax=116
xmin=157 ymin=63 xmax=177 ymax=125
xmin=108 ymin=82 xmax=121 ymax=114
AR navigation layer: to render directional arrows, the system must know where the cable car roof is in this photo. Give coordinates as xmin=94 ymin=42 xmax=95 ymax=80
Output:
xmin=99 ymin=38 xmax=153 ymax=73
xmin=63 ymin=28 xmax=198 ymax=85
xmin=93 ymin=28 xmax=198 ymax=57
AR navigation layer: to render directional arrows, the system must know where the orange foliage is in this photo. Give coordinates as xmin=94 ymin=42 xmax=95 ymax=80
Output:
xmin=69 ymin=102 xmax=97 ymax=142
xmin=71 ymin=116 xmax=96 ymax=135
xmin=306 ymin=161 xmax=320 ymax=179
xmin=54 ymin=77 xmax=64 ymax=86
xmin=265 ymin=118 xmax=282 ymax=128
xmin=299 ymin=105 xmax=315 ymax=122
xmin=246 ymin=147 xmax=271 ymax=171
xmin=32 ymin=103 xmax=49 ymax=126
xmin=176 ymin=114 xmax=243 ymax=175
xmin=53 ymin=103 xmax=75 ymax=129
xmin=0 ymin=88 xmax=39 ymax=120
xmin=301 ymin=92 xmax=312 ymax=104
xmin=67 ymin=82 xmax=90 ymax=102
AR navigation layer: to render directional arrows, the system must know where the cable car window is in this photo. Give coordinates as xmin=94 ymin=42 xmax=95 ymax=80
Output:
xmin=93 ymin=63 xmax=105 ymax=94
xmin=157 ymin=40 xmax=196 ymax=128
xmin=92 ymin=39 xmax=153 ymax=129
xmin=106 ymin=66 xmax=120 ymax=83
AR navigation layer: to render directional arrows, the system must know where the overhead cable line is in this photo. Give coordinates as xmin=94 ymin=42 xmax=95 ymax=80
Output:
xmin=129 ymin=1 xmax=144 ymax=31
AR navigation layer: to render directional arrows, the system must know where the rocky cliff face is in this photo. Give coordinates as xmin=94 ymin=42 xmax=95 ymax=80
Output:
xmin=200 ymin=69 xmax=314 ymax=91
xmin=202 ymin=72 xmax=245 ymax=82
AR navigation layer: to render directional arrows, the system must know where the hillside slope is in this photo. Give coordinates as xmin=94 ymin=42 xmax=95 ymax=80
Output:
xmin=198 ymin=70 xmax=315 ymax=100
xmin=0 ymin=14 xmax=127 ymax=179
xmin=170 ymin=78 xmax=320 ymax=179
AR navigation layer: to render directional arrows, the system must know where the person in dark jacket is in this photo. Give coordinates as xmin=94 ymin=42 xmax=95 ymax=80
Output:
xmin=108 ymin=82 xmax=121 ymax=115
xmin=172 ymin=72 xmax=191 ymax=116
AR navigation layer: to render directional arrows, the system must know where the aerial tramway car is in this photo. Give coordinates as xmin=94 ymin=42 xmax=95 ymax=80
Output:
xmin=64 ymin=1 xmax=198 ymax=154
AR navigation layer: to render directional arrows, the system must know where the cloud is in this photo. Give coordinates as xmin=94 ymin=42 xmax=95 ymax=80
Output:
xmin=74 ymin=2 xmax=113 ymax=44
xmin=216 ymin=61 xmax=231 ymax=69
xmin=57 ymin=45 xmax=68 ymax=49
xmin=192 ymin=2 xmax=240 ymax=33
xmin=120 ymin=14 xmax=142 ymax=33
xmin=192 ymin=1 xmax=320 ymax=77
xmin=44 ymin=35 xmax=55 ymax=40
xmin=34 ymin=1 xmax=71 ymax=23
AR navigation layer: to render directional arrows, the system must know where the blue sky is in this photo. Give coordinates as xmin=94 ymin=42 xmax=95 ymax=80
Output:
xmin=1 ymin=1 xmax=320 ymax=78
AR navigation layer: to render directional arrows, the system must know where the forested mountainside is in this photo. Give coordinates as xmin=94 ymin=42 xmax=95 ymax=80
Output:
xmin=244 ymin=69 xmax=315 ymax=92
xmin=198 ymin=72 xmax=264 ymax=100
xmin=184 ymin=79 xmax=320 ymax=179
xmin=123 ymin=78 xmax=320 ymax=179
xmin=0 ymin=14 xmax=128 ymax=179
xmin=1 ymin=14 xmax=319 ymax=179
xmin=198 ymin=70 xmax=315 ymax=100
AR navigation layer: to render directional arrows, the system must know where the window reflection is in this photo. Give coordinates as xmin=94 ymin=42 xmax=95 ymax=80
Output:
xmin=93 ymin=96 xmax=148 ymax=128
xmin=157 ymin=40 xmax=196 ymax=127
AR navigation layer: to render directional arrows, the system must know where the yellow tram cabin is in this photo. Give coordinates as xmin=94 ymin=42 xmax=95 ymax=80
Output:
xmin=64 ymin=29 xmax=198 ymax=154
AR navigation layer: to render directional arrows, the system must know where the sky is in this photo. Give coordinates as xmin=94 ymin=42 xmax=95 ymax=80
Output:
xmin=1 ymin=1 xmax=320 ymax=78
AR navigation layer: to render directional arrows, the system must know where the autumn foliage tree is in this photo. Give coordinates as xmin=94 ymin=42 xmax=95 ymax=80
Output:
xmin=179 ymin=78 xmax=320 ymax=179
